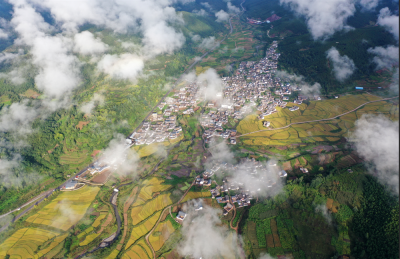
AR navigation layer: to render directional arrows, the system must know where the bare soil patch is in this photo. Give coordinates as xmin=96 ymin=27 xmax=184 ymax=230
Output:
xmin=76 ymin=121 xmax=89 ymax=130
xmin=91 ymin=150 xmax=101 ymax=157
xmin=91 ymin=170 xmax=112 ymax=184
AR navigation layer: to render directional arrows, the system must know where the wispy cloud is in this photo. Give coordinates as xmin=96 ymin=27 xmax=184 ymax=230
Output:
xmin=349 ymin=114 xmax=399 ymax=194
xmin=326 ymin=47 xmax=356 ymax=82
xmin=178 ymin=203 xmax=244 ymax=259
xmin=280 ymin=0 xmax=356 ymax=40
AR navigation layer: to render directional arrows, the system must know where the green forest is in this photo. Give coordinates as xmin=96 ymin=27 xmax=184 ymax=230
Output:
xmin=240 ymin=166 xmax=399 ymax=258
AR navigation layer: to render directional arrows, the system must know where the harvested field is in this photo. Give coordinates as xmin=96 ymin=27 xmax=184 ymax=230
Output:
xmin=92 ymin=170 xmax=112 ymax=184
xmin=273 ymin=233 xmax=281 ymax=247
xmin=26 ymin=186 xmax=100 ymax=231
xmin=91 ymin=150 xmax=101 ymax=157
xmin=98 ymin=213 xmax=113 ymax=234
xmin=247 ymin=221 xmax=258 ymax=248
xmin=270 ymin=219 xmax=278 ymax=233
xmin=266 ymin=234 xmax=274 ymax=248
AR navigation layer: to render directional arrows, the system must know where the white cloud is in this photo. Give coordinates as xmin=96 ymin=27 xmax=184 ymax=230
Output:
xmin=0 ymin=28 xmax=8 ymax=39
xmin=11 ymin=3 xmax=81 ymax=99
xmin=227 ymin=2 xmax=240 ymax=13
xmin=0 ymin=102 xmax=38 ymax=134
xmin=280 ymin=0 xmax=356 ymax=40
xmin=198 ymin=36 xmax=220 ymax=50
xmin=377 ymin=7 xmax=399 ymax=40
xmin=368 ymin=45 xmax=399 ymax=70
xmin=99 ymin=134 xmax=140 ymax=177
xmin=191 ymin=34 xmax=201 ymax=42
xmin=195 ymin=68 xmax=224 ymax=101
xmin=315 ymin=204 xmax=332 ymax=224
xmin=275 ymin=70 xmax=321 ymax=96
xmin=178 ymin=203 xmax=243 ymax=259
xmin=73 ymin=31 xmax=108 ymax=55
xmin=97 ymin=53 xmax=144 ymax=80
xmin=193 ymin=9 xmax=208 ymax=16
xmin=359 ymin=0 xmax=379 ymax=10
xmin=80 ymin=93 xmax=105 ymax=115
xmin=201 ymin=2 xmax=213 ymax=11
xmin=215 ymin=10 xmax=230 ymax=22
xmin=326 ymin=47 xmax=356 ymax=82
xmin=349 ymin=114 xmax=399 ymax=194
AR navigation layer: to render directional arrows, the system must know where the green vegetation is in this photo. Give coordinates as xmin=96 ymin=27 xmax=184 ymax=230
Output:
xmin=242 ymin=167 xmax=399 ymax=258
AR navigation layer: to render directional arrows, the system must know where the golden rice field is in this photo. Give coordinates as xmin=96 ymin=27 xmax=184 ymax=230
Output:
xmin=133 ymin=135 xmax=183 ymax=158
xmin=130 ymin=194 xmax=172 ymax=225
xmin=34 ymin=233 xmax=69 ymax=259
xmin=105 ymin=249 xmax=120 ymax=259
xmin=92 ymin=212 xmax=107 ymax=228
xmin=181 ymin=191 xmax=212 ymax=203
xmin=238 ymin=96 xmax=399 ymax=146
xmin=237 ymin=94 xmax=386 ymax=135
xmin=79 ymin=233 xmax=100 ymax=246
xmin=149 ymin=220 xmax=175 ymax=251
xmin=123 ymin=239 xmax=151 ymax=259
xmin=0 ymin=227 xmax=61 ymax=259
xmin=134 ymin=177 xmax=172 ymax=206
xmin=126 ymin=211 xmax=162 ymax=249
xmin=26 ymin=186 xmax=100 ymax=231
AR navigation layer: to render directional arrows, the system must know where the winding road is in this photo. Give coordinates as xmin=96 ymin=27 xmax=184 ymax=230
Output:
xmin=238 ymin=95 xmax=399 ymax=137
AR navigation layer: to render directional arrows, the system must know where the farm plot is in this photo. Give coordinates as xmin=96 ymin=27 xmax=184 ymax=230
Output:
xmin=123 ymin=239 xmax=151 ymax=259
xmin=26 ymin=186 xmax=100 ymax=231
xmin=0 ymin=227 xmax=60 ymax=258
xmin=181 ymin=191 xmax=211 ymax=203
xmin=238 ymin=99 xmax=399 ymax=147
xmin=134 ymin=178 xmax=172 ymax=206
xmin=149 ymin=220 xmax=175 ymax=251
xmin=126 ymin=211 xmax=162 ymax=249
xmin=130 ymin=194 xmax=172 ymax=225
xmin=92 ymin=212 xmax=108 ymax=227
xmin=237 ymin=94 xmax=391 ymax=136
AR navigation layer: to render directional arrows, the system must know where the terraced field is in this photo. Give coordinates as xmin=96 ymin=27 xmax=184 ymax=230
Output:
xmin=0 ymin=227 xmax=64 ymax=259
xmin=149 ymin=220 xmax=175 ymax=251
xmin=237 ymin=95 xmax=399 ymax=146
xmin=180 ymin=191 xmax=212 ymax=203
xmin=125 ymin=211 xmax=162 ymax=249
xmin=26 ymin=186 xmax=100 ymax=231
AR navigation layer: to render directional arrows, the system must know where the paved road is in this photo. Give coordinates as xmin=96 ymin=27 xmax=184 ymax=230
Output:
xmin=238 ymin=96 xmax=399 ymax=137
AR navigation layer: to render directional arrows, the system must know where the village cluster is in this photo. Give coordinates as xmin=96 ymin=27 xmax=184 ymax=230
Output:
xmin=122 ymin=40 xmax=323 ymax=149
xmin=198 ymin=158 xmax=287 ymax=215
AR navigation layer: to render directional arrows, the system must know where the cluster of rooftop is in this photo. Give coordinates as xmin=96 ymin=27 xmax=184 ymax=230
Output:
xmin=126 ymin=83 xmax=200 ymax=146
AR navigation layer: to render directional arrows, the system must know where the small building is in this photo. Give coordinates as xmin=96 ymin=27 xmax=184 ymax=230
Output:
xmin=64 ymin=181 xmax=78 ymax=190
xmin=223 ymin=203 xmax=234 ymax=216
xmin=300 ymin=167 xmax=309 ymax=174
xmin=263 ymin=121 xmax=270 ymax=127
xmin=355 ymin=86 xmax=363 ymax=90
xmin=279 ymin=170 xmax=287 ymax=177
xmin=176 ymin=211 xmax=187 ymax=221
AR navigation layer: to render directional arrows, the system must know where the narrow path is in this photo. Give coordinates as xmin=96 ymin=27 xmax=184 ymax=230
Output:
xmin=238 ymin=96 xmax=399 ymax=137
